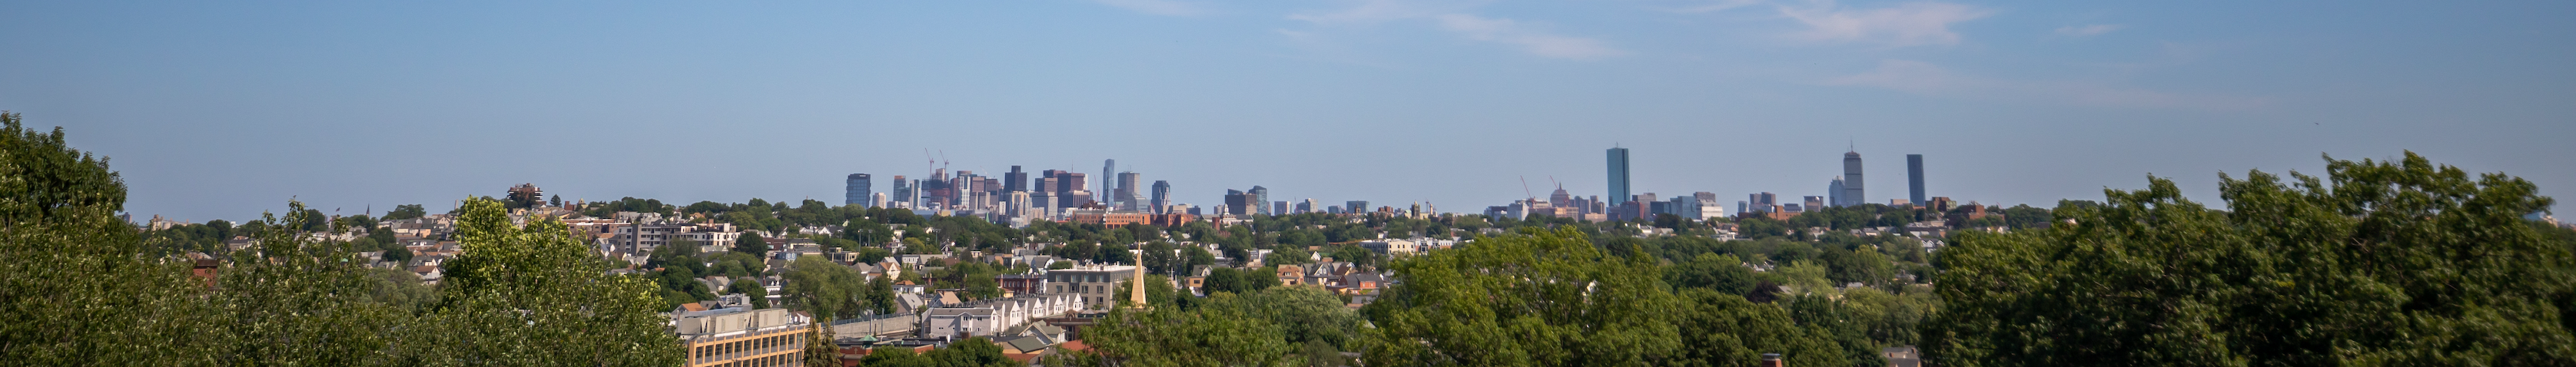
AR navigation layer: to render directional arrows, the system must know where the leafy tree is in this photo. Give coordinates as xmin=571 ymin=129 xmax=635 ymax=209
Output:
xmin=1362 ymin=227 xmax=1681 ymax=366
xmin=209 ymin=202 xmax=413 ymax=365
xmin=860 ymin=348 xmax=933 ymax=367
xmin=782 ymin=256 xmax=867 ymax=319
xmin=805 ymin=319 xmax=838 ymax=367
xmin=1084 ymin=293 xmax=1297 ymax=366
xmin=386 ymin=203 xmax=428 ymax=220
xmin=736 ymin=233 xmax=768 ymax=254
xmin=401 ymin=197 xmax=680 ymax=365
xmin=1667 ymin=253 xmax=1758 ymax=296
xmin=865 ymin=276 xmax=897 ymax=315
xmin=1672 ymin=289 xmax=1851 ymax=367
xmin=1925 ymin=153 xmax=2576 ymax=366
xmin=730 ymin=278 xmax=770 ymax=309
xmin=923 ymin=336 xmax=1017 ymax=367
xmin=0 ymin=111 xmax=231 ymax=364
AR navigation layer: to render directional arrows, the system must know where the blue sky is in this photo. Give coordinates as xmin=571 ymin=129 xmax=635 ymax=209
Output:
xmin=3 ymin=0 xmax=2571 ymax=222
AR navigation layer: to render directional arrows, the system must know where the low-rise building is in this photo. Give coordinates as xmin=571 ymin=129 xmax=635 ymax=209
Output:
xmin=672 ymin=307 xmax=810 ymax=367
xmin=1042 ymin=265 xmax=1139 ymax=310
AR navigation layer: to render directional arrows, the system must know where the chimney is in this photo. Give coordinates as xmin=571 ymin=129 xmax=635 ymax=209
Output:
xmin=1761 ymin=353 xmax=1784 ymax=367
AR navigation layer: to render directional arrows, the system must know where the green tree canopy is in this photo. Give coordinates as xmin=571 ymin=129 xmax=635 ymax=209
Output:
xmin=406 ymin=197 xmax=680 ymax=365
xmin=1925 ymin=152 xmax=2576 ymax=366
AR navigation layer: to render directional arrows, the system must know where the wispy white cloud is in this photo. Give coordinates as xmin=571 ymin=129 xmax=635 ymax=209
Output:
xmin=1435 ymin=15 xmax=1629 ymax=59
xmin=1286 ymin=0 xmax=1622 ymax=60
xmin=1090 ymin=0 xmax=1211 ymax=16
xmin=1776 ymin=1 xmax=1991 ymax=46
xmin=2054 ymin=24 xmax=2122 ymax=37
xmin=1830 ymin=59 xmax=2267 ymax=110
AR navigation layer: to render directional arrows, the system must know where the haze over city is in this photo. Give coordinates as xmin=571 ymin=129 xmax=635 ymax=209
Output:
xmin=3 ymin=0 xmax=2568 ymax=221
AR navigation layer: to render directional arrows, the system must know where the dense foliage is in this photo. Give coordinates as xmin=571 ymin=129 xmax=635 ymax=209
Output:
xmin=1926 ymin=152 xmax=2576 ymax=366
xmin=0 ymin=113 xmax=679 ymax=365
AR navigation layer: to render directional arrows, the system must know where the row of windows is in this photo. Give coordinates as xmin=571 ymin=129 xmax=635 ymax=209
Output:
xmin=699 ymin=352 xmax=800 ymax=367
xmin=1051 ymin=284 xmax=1114 ymax=294
xmin=692 ymin=332 xmax=804 ymax=365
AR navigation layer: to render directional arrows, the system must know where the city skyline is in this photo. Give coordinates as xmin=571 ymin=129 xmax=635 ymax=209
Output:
xmin=4 ymin=1 xmax=2568 ymax=221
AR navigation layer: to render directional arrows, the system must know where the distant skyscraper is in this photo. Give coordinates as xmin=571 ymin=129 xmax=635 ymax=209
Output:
xmin=1249 ymin=186 xmax=1270 ymax=216
xmin=1274 ymin=201 xmax=1289 ymax=217
xmin=1224 ymin=190 xmax=1253 ymax=216
xmin=1607 ymin=147 xmax=1632 ymax=207
xmin=845 ymin=174 xmax=872 ymax=207
xmin=1005 ymin=166 xmax=1028 ymax=193
xmin=891 ymin=176 xmax=912 ymax=208
xmin=1828 ymin=177 xmax=1845 ymax=207
xmin=1116 ymin=172 xmax=1141 ymax=210
xmin=1101 ymin=159 xmax=1115 ymax=198
xmin=1842 ymin=150 xmax=1865 ymax=207
xmin=1347 ymin=200 xmax=1369 ymax=214
xmin=1150 ymin=180 xmax=1171 ymax=214
xmin=1907 ymin=154 xmax=1926 ymax=205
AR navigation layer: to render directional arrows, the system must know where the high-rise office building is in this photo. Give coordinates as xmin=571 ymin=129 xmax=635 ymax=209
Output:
xmin=1842 ymin=150 xmax=1864 ymax=207
xmin=1347 ymin=200 xmax=1369 ymax=214
xmin=1150 ymin=180 xmax=1171 ymax=214
xmin=891 ymin=176 xmax=912 ymax=208
xmin=1248 ymin=186 xmax=1270 ymax=216
xmin=1223 ymin=190 xmax=1253 ymax=216
xmin=1101 ymin=159 xmax=1115 ymax=199
xmin=1116 ymin=172 xmax=1141 ymax=210
xmin=1005 ymin=166 xmax=1028 ymax=193
xmin=1907 ymin=154 xmax=1925 ymax=205
xmin=1607 ymin=147 xmax=1632 ymax=207
xmin=845 ymin=174 xmax=871 ymax=207
xmin=1828 ymin=177 xmax=1846 ymax=207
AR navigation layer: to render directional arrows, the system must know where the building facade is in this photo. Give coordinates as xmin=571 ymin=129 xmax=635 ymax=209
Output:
xmin=673 ymin=307 xmax=809 ymax=367
xmin=1149 ymin=180 xmax=1171 ymax=214
xmin=1607 ymin=147 xmax=1632 ymax=207
xmin=1044 ymin=265 xmax=1140 ymax=310
xmin=846 ymin=174 xmax=872 ymax=207
xmin=1907 ymin=154 xmax=1926 ymax=205
xmin=1841 ymin=150 xmax=1865 ymax=207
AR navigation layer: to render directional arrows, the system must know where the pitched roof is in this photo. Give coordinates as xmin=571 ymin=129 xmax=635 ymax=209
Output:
xmin=1004 ymin=336 xmax=1051 ymax=354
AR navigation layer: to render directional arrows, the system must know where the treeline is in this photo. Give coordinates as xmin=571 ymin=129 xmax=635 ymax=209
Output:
xmin=1061 ymin=153 xmax=2574 ymax=366
xmin=1925 ymin=153 xmax=2576 ymax=365
xmin=0 ymin=114 xmax=679 ymax=365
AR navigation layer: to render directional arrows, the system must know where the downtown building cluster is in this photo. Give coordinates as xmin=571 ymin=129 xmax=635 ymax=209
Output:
xmin=1487 ymin=146 xmax=1957 ymax=226
xmin=843 ymin=159 xmax=1440 ymax=229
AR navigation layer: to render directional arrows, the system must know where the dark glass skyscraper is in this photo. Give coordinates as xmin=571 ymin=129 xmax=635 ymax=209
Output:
xmin=1907 ymin=154 xmax=1925 ymax=205
xmin=1842 ymin=150 xmax=1864 ymax=206
xmin=1607 ymin=147 xmax=1632 ymax=206
xmin=1004 ymin=166 xmax=1027 ymax=193
xmin=1100 ymin=159 xmax=1115 ymax=199
xmin=845 ymin=174 xmax=871 ymax=207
